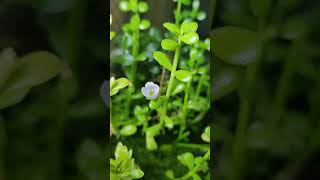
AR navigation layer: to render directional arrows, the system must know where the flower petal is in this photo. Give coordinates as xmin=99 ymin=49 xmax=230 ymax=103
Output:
xmin=141 ymin=87 xmax=148 ymax=97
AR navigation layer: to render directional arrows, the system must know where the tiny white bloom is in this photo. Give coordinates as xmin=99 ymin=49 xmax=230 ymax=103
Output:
xmin=141 ymin=82 xmax=159 ymax=100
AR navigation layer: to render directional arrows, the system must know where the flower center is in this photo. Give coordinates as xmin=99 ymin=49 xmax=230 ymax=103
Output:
xmin=149 ymin=90 xmax=155 ymax=96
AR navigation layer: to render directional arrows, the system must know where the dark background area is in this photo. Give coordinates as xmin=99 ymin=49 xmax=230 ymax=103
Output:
xmin=212 ymin=0 xmax=320 ymax=179
xmin=0 ymin=0 xmax=107 ymax=179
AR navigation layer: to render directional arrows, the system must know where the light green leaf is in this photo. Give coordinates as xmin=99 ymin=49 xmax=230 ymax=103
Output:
xmin=138 ymin=1 xmax=149 ymax=13
xmin=163 ymin=116 xmax=174 ymax=129
xmin=175 ymin=70 xmax=192 ymax=83
xmin=110 ymin=77 xmax=130 ymax=96
xmin=197 ymin=11 xmax=206 ymax=21
xmin=130 ymin=169 xmax=144 ymax=179
xmin=163 ymin=23 xmax=180 ymax=34
xmin=153 ymin=51 xmax=172 ymax=71
xmin=201 ymin=126 xmax=210 ymax=143
xmin=146 ymin=135 xmax=158 ymax=151
xmin=178 ymin=152 xmax=194 ymax=170
xmin=181 ymin=21 xmax=198 ymax=33
xmin=171 ymin=81 xmax=186 ymax=95
xmin=130 ymin=14 xmax=140 ymax=29
xmin=212 ymin=27 xmax=259 ymax=65
xmin=119 ymin=1 xmax=130 ymax=12
xmin=180 ymin=32 xmax=199 ymax=45
xmin=136 ymin=52 xmax=148 ymax=61
xmin=139 ymin=19 xmax=151 ymax=30
xmin=161 ymin=39 xmax=178 ymax=51
xmin=192 ymin=174 xmax=201 ymax=180
xmin=120 ymin=125 xmax=137 ymax=136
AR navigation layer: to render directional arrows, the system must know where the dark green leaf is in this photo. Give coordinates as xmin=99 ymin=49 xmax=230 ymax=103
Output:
xmin=212 ymin=27 xmax=259 ymax=65
xmin=3 ymin=51 xmax=62 ymax=91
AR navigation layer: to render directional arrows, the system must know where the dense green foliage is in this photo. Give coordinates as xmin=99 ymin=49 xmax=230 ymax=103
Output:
xmin=109 ymin=0 xmax=211 ymax=179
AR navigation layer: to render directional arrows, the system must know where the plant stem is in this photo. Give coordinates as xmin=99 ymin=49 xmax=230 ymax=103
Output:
xmin=166 ymin=45 xmax=181 ymax=99
xmin=175 ymin=143 xmax=209 ymax=151
xmin=270 ymin=39 xmax=300 ymax=125
xmin=231 ymin=18 xmax=265 ymax=180
xmin=126 ymin=14 xmax=140 ymax=116
xmin=175 ymin=0 xmax=182 ymax=25
xmin=0 ymin=114 xmax=6 ymax=180
xmin=195 ymin=74 xmax=204 ymax=98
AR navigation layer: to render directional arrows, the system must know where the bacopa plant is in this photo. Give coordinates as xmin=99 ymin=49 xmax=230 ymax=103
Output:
xmin=109 ymin=0 xmax=211 ymax=179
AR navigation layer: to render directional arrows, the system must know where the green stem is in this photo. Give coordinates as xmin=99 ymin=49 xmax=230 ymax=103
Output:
xmin=175 ymin=0 xmax=182 ymax=25
xmin=0 ymin=114 xmax=6 ymax=180
xmin=195 ymin=74 xmax=204 ymax=98
xmin=166 ymin=46 xmax=181 ymax=98
xmin=231 ymin=18 xmax=265 ymax=180
xmin=270 ymin=39 xmax=300 ymax=125
xmin=175 ymin=143 xmax=209 ymax=151
xmin=126 ymin=14 xmax=140 ymax=116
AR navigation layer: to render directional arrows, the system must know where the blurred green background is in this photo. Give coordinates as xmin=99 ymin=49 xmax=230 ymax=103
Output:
xmin=212 ymin=0 xmax=320 ymax=179
xmin=0 ymin=0 xmax=107 ymax=179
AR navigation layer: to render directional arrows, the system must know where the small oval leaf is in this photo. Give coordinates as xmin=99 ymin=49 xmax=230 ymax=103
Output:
xmin=161 ymin=39 xmax=178 ymax=51
xmin=180 ymin=32 xmax=199 ymax=45
xmin=153 ymin=51 xmax=172 ymax=71
xmin=175 ymin=70 xmax=192 ymax=83
xmin=163 ymin=23 xmax=180 ymax=34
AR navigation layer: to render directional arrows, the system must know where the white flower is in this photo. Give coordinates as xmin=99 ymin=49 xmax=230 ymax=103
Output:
xmin=141 ymin=82 xmax=159 ymax=100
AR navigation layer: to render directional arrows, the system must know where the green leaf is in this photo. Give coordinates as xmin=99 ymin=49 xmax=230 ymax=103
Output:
xmin=163 ymin=23 xmax=180 ymax=34
xmin=130 ymin=169 xmax=144 ymax=179
xmin=110 ymin=77 xmax=130 ymax=96
xmin=120 ymin=125 xmax=137 ymax=136
xmin=2 ymin=51 xmax=62 ymax=91
xmin=161 ymin=39 xmax=178 ymax=51
xmin=211 ymin=27 xmax=259 ymax=65
xmin=165 ymin=170 xmax=175 ymax=179
xmin=201 ymin=126 xmax=210 ymax=143
xmin=171 ymin=81 xmax=186 ymax=95
xmin=192 ymin=0 xmax=200 ymax=10
xmin=130 ymin=14 xmax=140 ymax=29
xmin=149 ymin=96 xmax=167 ymax=111
xmin=180 ymin=32 xmax=199 ymax=45
xmin=139 ymin=19 xmax=151 ymax=30
xmin=163 ymin=116 xmax=174 ymax=129
xmin=129 ymin=0 xmax=138 ymax=12
xmin=110 ymin=31 xmax=116 ymax=40
xmin=250 ymin=0 xmax=272 ymax=17
xmin=136 ymin=52 xmax=148 ymax=61
xmin=0 ymin=88 xmax=29 ymax=110
xmin=178 ymin=152 xmax=194 ymax=170
xmin=197 ymin=11 xmax=206 ymax=21
xmin=181 ymin=21 xmax=198 ymax=33
xmin=153 ymin=51 xmax=173 ymax=71
xmin=192 ymin=174 xmax=201 ymax=180
xmin=213 ymin=61 xmax=243 ymax=100
xmin=146 ymin=135 xmax=158 ymax=150
xmin=119 ymin=1 xmax=130 ymax=12
xmin=175 ymin=70 xmax=192 ymax=83
xmin=138 ymin=1 xmax=149 ymax=13
xmin=0 ymin=48 xmax=16 ymax=90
